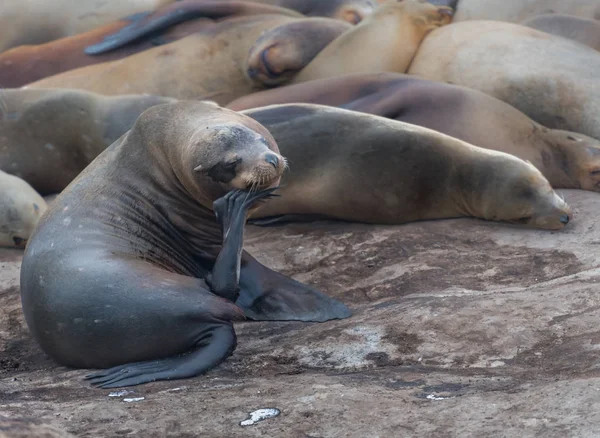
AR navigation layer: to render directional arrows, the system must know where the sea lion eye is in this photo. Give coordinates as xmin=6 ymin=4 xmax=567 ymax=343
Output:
xmin=13 ymin=236 xmax=24 ymax=246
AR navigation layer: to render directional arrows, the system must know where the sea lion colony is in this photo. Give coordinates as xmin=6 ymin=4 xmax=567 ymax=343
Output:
xmin=1 ymin=0 xmax=599 ymax=387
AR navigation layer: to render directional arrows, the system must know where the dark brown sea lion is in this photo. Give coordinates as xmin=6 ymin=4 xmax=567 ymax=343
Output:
xmin=26 ymin=15 xmax=345 ymax=104
xmin=522 ymin=14 xmax=600 ymax=51
xmin=408 ymin=21 xmax=600 ymax=141
xmin=242 ymin=104 xmax=572 ymax=230
xmin=20 ymin=101 xmax=351 ymax=389
xmin=0 ymin=1 xmax=300 ymax=88
xmin=288 ymin=0 xmax=453 ymax=84
xmin=0 ymin=88 xmax=174 ymax=195
xmin=0 ymin=0 xmax=176 ymax=53
xmin=228 ymin=73 xmax=600 ymax=192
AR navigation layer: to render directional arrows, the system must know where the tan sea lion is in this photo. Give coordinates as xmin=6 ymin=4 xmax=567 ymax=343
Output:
xmin=0 ymin=88 xmax=173 ymax=195
xmin=408 ymin=21 xmax=600 ymax=141
xmin=453 ymin=0 xmax=600 ymax=23
xmin=243 ymin=104 xmax=572 ymax=230
xmin=245 ymin=19 xmax=352 ymax=86
xmin=238 ymin=0 xmax=377 ymax=24
xmin=0 ymin=1 xmax=301 ymax=88
xmin=20 ymin=101 xmax=350 ymax=388
xmin=227 ymin=73 xmax=600 ymax=192
xmin=522 ymin=14 xmax=600 ymax=51
xmin=288 ymin=0 xmax=453 ymax=85
xmin=26 ymin=15 xmax=346 ymax=104
xmin=0 ymin=170 xmax=47 ymax=248
xmin=0 ymin=0 xmax=176 ymax=53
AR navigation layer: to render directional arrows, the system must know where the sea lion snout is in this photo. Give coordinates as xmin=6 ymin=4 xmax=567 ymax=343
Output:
xmin=560 ymin=214 xmax=570 ymax=225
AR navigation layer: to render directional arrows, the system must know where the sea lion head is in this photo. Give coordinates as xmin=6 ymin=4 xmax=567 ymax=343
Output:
xmin=395 ymin=0 xmax=454 ymax=29
xmin=328 ymin=0 xmax=378 ymax=24
xmin=0 ymin=171 xmax=48 ymax=249
xmin=551 ymin=131 xmax=600 ymax=192
xmin=480 ymin=157 xmax=572 ymax=230
xmin=147 ymin=101 xmax=286 ymax=208
xmin=246 ymin=19 xmax=351 ymax=87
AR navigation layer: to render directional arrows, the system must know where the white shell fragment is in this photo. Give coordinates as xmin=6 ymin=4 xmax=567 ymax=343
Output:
xmin=108 ymin=390 xmax=133 ymax=398
xmin=123 ymin=397 xmax=145 ymax=403
xmin=239 ymin=408 xmax=281 ymax=426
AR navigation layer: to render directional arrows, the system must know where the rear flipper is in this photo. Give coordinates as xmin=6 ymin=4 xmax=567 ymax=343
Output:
xmin=248 ymin=214 xmax=334 ymax=226
xmin=84 ymin=324 xmax=236 ymax=388
xmin=237 ymin=252 xmax=351 ymax=322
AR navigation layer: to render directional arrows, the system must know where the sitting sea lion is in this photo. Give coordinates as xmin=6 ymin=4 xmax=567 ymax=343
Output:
xmin=242 ymin=104 xmax=572 ymax=230
xmin=228 ymin=73 xmax=600 ymax=192
xmin=408 ymin=21 xmax=600 ymax=141
xmin=20 ymin=101 xmax=351 ymax=389
xmin=0 ymin=88 xmax=173 ymax=195
xmin=522 ymin=14 xmax=600 ymax=51
xmin=0 ymin=0 xmax=176 ymax=52
xmin=0 ymin=171 xmax=47 ymax=248
xmin=288 ymin=0 xmax=453 ymax=85
xmin=0 ymin=1 xmax=301 ymax=88
xmin=26 ymin=15 xmax=346 ymax=104
xmin=453 ymin=0 xmax=600 ymax=23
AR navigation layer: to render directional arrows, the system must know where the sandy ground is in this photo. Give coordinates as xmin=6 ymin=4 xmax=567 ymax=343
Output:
xmin=1 ymin=189 xmax=600 ymax=437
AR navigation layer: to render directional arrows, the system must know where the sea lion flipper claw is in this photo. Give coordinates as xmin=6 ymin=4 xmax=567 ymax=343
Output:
xmin=84 ymin=324 xmax=236 ymax=388
xmin=237 ymin=252 xmax=352 ymax=323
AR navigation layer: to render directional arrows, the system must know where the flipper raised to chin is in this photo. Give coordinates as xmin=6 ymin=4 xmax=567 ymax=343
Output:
xmin=237 ymin=251 xmax=351 ymax=322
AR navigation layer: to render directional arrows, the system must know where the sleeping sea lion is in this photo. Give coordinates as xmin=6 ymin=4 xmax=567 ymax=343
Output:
xmin=0 ymin=1 xmax=301 ymax=88
xmin=408 ymin=21 xmax=600 ymax=141
xmin=20 ymin=101 xmax=351 ymax=389
xmin=453 ymin=0 xmax=600 ymax=23
xmin=0 ymin=88 xmax=174 ymax=195
xmin=227 ymin=73 xmax=600 ymax=192
xmin=522 ymin=14 xmax=600 ymax=51
xmin=26 ymin=15 xmax=346 ymax=104
xmin=235 ymin=0 xmax=377 ymax=24
xmin=288 ymin=0 xmax=453 ymax=85
xmin=242 ymin=104 xmax=572 ymax=230
xmin=0 ymin=0 xmax=176 ymax=52
xmin=0 ymin=171 xmax=47 ymax=248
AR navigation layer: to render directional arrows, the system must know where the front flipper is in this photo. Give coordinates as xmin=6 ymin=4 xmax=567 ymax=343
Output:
xmin=84 ymin=324 xmax=236 ymax=388
xmin=237 ymin=252 xmax=351 ymax=322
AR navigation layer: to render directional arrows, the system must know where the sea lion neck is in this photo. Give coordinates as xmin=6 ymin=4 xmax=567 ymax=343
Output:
xmin=115 ymin=126 xmax=225 ymax=252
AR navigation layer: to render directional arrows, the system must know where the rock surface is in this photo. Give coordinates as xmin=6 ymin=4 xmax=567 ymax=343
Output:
xmin=1 ymin=189 xmax=599 ymax=437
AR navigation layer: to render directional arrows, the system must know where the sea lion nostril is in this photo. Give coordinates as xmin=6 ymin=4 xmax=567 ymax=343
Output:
xmin=560 ymin=214 xmax=570 ymax=225
xmin=264 ymin=153 xmax=279 ymax=168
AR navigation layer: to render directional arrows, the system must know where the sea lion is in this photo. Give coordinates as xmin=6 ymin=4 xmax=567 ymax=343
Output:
xmin=408 ymin=21 xmax=600 ymax=141
xmin=20 ymin=101 xmax=351 ymax=388
xmin=26 ymin=15 xmax=345 ymax=104
xmin=0 ymin=88 xmax=173 ymax=196
xmin=0 ymin=171 xmax=47 ymax=249
xmin=228 ymin=73 xmax=600 ymax=192
xmin=246 ymin=19 xmax=352 ymax=86
xmin=522 ymin=14 xmax=600 ymax=51
xmin=288 ymin=0 xmax=453 ymax=85
xmin=0 ymin=1 xmax=301 ymax=88
xmin=236 ymin=0 xmax=377 ymax=24
xmin=0 ymin=0 xmax=176 ymax=53
xmin=453 ymin=0 xmax=600 ymax=23
xmin=242 ymin=104 xmax=572 ymax=230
